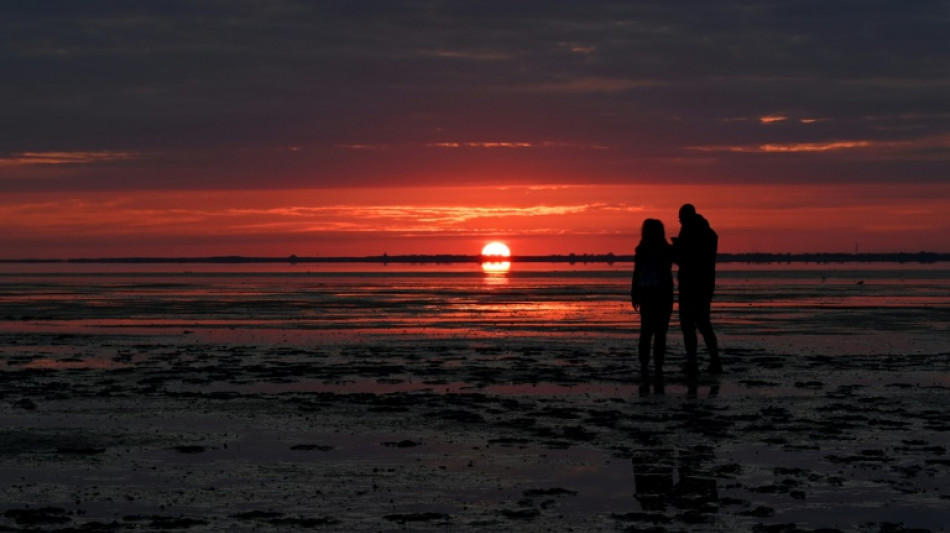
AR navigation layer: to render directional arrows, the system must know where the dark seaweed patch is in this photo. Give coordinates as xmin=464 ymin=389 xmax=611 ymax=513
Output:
xmin=171 ymin=445 xmax=206 ymax=454
xmin=383 ymin=440 xmax=421 ymax=448
xmin=290 ymin=444 xmax=334 ymax=451
xmin=4 ymin=507 xmax=70 ymax=526
xmin=523 ymin=488 xmax=578 ymax=497
xmin=383 ymin=512 xmax=449 ymax=523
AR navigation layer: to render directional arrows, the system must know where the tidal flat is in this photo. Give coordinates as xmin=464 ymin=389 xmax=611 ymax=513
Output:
xmin=0 ymin=264 xmax=947 ymax=532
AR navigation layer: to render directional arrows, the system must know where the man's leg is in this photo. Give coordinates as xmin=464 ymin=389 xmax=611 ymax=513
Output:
xmin=678 ymin=296 xmax=698 ymax=374
xmin=695 ymin=298 xmax=722 ymax=373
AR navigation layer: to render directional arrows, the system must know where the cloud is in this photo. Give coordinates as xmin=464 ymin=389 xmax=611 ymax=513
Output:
xmin=515 ymin=77 xmax=664 ymax=93
xmin=227 ymin=202 xmax=626 ymax=227
xmin=0 ymin=151 xmax=139 ymax=167
xmin=423 ymin=141 xmax=610 ymax=150
xmin=690 ymin=141 xmax=874 ymax=153
xmin=2 ymin=181 xmax=947 ymax=256
xmin=0 ymin=191 xmax=647 ymax=241
xmin=0 ymin=0 xmax=947 ymax=193
xmin=424 ymin=49 xmax=512 ymax=61
xmin=689 ymin=133 xmax=950 ymax=155
xmin=425 ymin=142 xmax=534 ymax=149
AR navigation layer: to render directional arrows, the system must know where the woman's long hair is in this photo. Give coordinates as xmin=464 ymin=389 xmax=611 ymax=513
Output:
xmin=640 ymin=218 xmax=667 ymax=246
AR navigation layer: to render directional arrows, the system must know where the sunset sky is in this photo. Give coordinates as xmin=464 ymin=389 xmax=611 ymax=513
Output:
xmin=2 ymin=1 xmax=948 ymax=259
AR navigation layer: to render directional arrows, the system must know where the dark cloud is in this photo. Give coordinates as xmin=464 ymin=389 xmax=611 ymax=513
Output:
xmin=1 ymin=0 xmax=947 ymax=190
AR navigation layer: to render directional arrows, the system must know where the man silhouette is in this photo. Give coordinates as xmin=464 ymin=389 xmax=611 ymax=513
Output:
xmin=672 ymin=204 xmax=722 ymax=375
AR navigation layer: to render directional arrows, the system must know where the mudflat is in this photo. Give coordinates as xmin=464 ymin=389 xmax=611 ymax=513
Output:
xmin=0 ymin=266 xmax=947 ymax=532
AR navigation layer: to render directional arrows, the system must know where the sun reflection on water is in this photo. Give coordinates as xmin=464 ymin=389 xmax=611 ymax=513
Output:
xmin=481 ymin=261 xmax=511 ymax=284
xmin=481 ymin=261 xmax=511 ymax=274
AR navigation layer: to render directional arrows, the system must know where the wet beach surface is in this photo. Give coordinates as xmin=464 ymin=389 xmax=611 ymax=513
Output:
xmin=0 ymin=267 xmax=947 ymax=531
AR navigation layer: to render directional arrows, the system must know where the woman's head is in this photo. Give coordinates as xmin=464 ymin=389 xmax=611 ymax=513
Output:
xmin=641 ymin=218 xmax=666 ymax=244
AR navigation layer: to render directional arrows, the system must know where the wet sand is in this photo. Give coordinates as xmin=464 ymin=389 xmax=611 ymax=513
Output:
xmin=0 ymin=266 xmax=947 ymax=531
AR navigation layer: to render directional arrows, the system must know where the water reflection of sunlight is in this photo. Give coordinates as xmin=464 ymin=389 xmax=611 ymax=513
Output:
xmin=483 ymin=274 xmax=508 ymax=285
xmin=481 ymin=261 xmax=511 ymax=274
xmin=481 ymin=261 xmax=510 ymax=284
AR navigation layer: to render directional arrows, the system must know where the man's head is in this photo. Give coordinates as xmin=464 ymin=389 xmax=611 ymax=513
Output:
xmin=678 ymin=204 xmax=696 ymax=224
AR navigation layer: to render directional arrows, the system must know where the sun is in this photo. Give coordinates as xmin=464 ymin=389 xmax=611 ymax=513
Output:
xmin=481 ymin=241 xmax=511 ymax=258
xmin=480 ymin=241 xmax=511 ymax=275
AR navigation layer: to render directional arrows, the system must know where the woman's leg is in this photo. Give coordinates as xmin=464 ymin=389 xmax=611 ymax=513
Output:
xmin=654 ymin=298 xmax=673 ymax=377
xmin=638 ymin=324 xmax=653 ymax=379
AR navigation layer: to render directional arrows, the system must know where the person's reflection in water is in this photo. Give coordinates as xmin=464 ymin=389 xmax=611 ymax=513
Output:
xmin=638 ymin=379 xmax=667 ymax=397
xmin=631 ymin=448 xmax=676 ymax=511
xmin=687 ymin=376 xmax=721 ymax=399
xmin=631 ymin=447 xmax=719 ymax=514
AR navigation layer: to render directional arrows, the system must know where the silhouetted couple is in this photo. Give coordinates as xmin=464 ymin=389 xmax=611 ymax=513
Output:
xmin=631 ymin=204 xmax=721 ymax=383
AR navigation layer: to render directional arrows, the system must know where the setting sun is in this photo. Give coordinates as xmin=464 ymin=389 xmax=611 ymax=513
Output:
xmin=481 ymin=241 xmax=511 ymax=257
xmin=481 ymin=241 xmax=511 ymax=274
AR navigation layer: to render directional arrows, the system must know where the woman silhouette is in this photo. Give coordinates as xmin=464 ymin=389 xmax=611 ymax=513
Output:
xmin=631 ymin=219 xmax=674 ymax=383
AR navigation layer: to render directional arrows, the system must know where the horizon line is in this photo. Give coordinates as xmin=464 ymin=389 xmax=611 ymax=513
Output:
xmin=1 ymin=251 xmax=948 ymax=265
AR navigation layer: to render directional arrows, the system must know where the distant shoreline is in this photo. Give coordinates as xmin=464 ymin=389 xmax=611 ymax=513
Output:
xmin=1 ymin=252 xmax=948 ymax=265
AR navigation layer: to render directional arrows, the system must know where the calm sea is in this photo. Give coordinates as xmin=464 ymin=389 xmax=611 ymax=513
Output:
xmin=0 ymin=262 xmax=947 ymax=357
